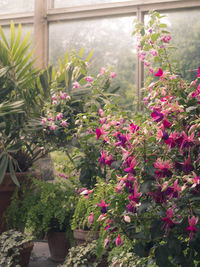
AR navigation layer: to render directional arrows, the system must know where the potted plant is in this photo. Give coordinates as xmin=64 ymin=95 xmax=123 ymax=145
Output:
xmin=6 ymin=177 xmax=77 ymax=262
xmin=0 ymin=229 xmax=34 ymax=267
xmin=0 ymin=22 xmax=49 ymax=230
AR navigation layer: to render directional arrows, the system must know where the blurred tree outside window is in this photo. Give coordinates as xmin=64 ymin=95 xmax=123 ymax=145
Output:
xmin=49 ymin=16 xmax=137 ymax=110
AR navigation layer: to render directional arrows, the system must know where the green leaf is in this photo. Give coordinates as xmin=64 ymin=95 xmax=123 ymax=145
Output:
xmin=79 ymin=46 xmax=84 ymax=58
xmin=86 ymin=49 xmax=94 ymax=62
xmin=12 ymin=23 xmax=22 ymax=54
xmin=9 ymin=159 xmax=20 ymax=186
xmin=0 ymin=155 xmax=8 ymax=184
xmin=0 ymin=26 xmax=9 ymax=48
xmin=159 ymin=23 xmax=167 ymax=28
xmin=10 ymin=20 xmax=15 ymax=49
xmin=151 ymin=33 xmax=160 ymax=42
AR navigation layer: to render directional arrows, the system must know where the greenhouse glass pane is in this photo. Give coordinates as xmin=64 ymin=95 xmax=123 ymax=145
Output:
xmin=49 ymin=16 xmax=137 ymax=110
xmin=0 ymin=0 xmax=34 ymax=14
xmin=54 ymin=0 xmax=132 ymax=8
xmin=144 ymin=10 xmax=200 ymax=82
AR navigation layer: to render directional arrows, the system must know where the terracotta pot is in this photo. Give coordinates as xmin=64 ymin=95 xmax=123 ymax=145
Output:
xmin=18 ymin=241 xmax=34 ymax=267
xmin=47 ymin=231 xmax=70 ymax=262
xmin=73 ymin=229 xmax=99 ymax=245
xmin=0 ymin=172 xmax=38 ymax=233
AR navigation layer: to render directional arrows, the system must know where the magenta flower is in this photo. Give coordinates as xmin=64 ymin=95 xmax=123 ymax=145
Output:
xmin=185 ymin=216 xmax=198 ymax=240
xmin=73 ymin=82 xmax=80 ymax=89
xmin=56 ymin=113 xmax=63 ymax=121
xmin=162 ymin=35 xmax=172 ymax=43
xmin=96 ymin=127 xmax=102 ymax=140
xmin=161 ymin=208 xmax=175 ymax=233
xmin=85 ymin=76 xmax=93 ymax=82
xmin=105 ymin=155 xmax=114 ymax=166
xmin=96 ymin=199 xmax=110 ymax=214
xmin=154 ymin=158 xmax=173 ymax=178
xmin=41 ymin=118 xmax=47 ymax=124
xmin=115 ymin=234 xmax=124 ymax=247
xmin=181 ymin=156 xmax=194 ymax=175
xmin=59 ymin=91 xmax=67 ymax=99
xmin=154 ymin=68 xmax=163 ymax=77
xmin=88 ymin=212 xmax=94 ymax=228
xmin=151 ymin=110 xmax=164 ymax=122
xmin=124 ymin=157 xmax=137 ymax=174
xmin=197 ymin=66 xmax=200 ymax=77
xmin=128 ymin=182 xmax=142 ymax=204
xmin=99 ymin=149 xmax=107 ymax=164
xmin=61 ymin=121 xmax=68 ymax=127
xmin=110 ymin=72 xmax=117 ymax=79
xmin=49 ymin=124 xmax=56 ymax=130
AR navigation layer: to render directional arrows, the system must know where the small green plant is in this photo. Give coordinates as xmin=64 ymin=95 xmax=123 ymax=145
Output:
xmin=5 ymin=178 xmax=77 ymax=238
xmin=0 ymin=230 xmax=33 ymax=267
xmin=59 ymin=240 xmax=102 ymax=267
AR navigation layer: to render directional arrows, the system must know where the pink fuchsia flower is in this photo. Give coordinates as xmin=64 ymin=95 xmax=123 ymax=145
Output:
xmin=73 ymin=82 xmax=80 ymax=89
xmin=150 ymin=49 xmax=158 ymax=56
xmin=80 ymin=189 xmax=93 ymax=198
xmin=96 ymin=127 xmax=102 ymax=140
xmin=110 ymin=72 xmax=117 ymax=79
xmin=105 ymin=155 xmax=114 ymax=166
xmin=99 ymin=149 xmax=107 ymax=164
xmin=162 ymin=35 xmax=172 ymax=43
xmin=154 ymin=158 xmax=173 ymax=178
xmin=185 ymin=216 xmax=198 ymax=240
xmin=151 ymin=110 xmax=164 ymax=123
xmin=144 ymin=61 xmax=150 ymax=67
xmin=128 ymin=182 xmax=142 ymax=204
xmin=41 ymin=118 xmax=47 ymax=124
xmin=49 ymin=124 xmax=56 ymax=130
xmin=61 ymin=121 xmax=68 ymax=127
xmin=181 ymin=156 xmax=194 ymax=175
xmin=154 ymin=68 xmax=163 ymax=77
xmin=126 ymin=201 xmax=136 ymax=213
xmin=100 ymin=67 xmax=105 ymax=76
xmin=115 ymin=234 xmax=124 ymax=247
xmin=197 ymin=66 xmax=200 ymax=77
xmin=149 ymin=68 xmax=154 ymax=75
xmin=124 ymin=157 xmax=137 ymax=174
xmin=59 ymin=91 xmax=67 ymax=99
xmin=56 ymin=113 xmax=63 ymax=121
xmin=161 ymin=208 xmax=175 ymax=233
xmin=169 ymin=74 xmax=177 ymax=80
xmin=162 ymin=119 xmax=172 ymax=129
xmin=98 ymin=108 xmax=104 ymax=117
xmin=115 ymin=184 xmax=123 ymax=193
xmin=97 ymin=214 xmax=107 ymax=222
xmin=104 ymin=236 xmax=110 ymax=248
xmin=96 ymin=199 xmax=110 ymax=214
xmin=85 ymin=76 xmax=93 ymax=82
xmin=88 ymin=212 xmax=94 ymax=228
xmin=57 ymin=172 xmax=68 ymax=179
xmin=124 ymin=215 xmax=131 ymax=223
xmin=52 ymin=94 xmax=57 ymax=100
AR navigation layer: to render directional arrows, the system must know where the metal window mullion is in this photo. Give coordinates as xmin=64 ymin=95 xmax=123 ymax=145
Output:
xmin=136 ymin=9 xmax=144 ymax=112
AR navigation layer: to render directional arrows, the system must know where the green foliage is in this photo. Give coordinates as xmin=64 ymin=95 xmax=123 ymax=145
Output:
xmin=5 ymin=178 xmax=77 ymax=238
xmin=0 ymin=22 xmax=49 ymax=185
xmin=108 ymin=246 xmax=155 ymax=267
xmin=59 ymin=240 xmax=103 ymax=267
xmin=0 ymin=230 xmax=33 ymax=267
xmin=71 ymin=178 xmax=114 ymax=231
